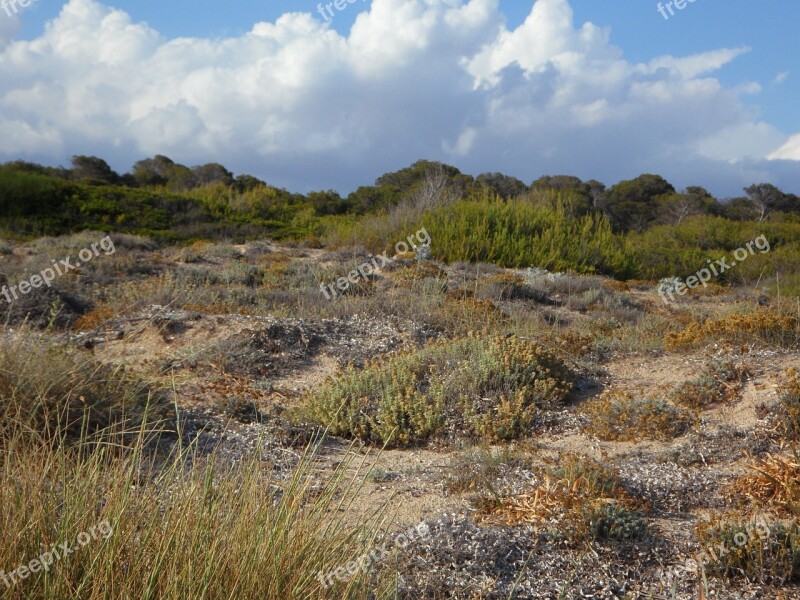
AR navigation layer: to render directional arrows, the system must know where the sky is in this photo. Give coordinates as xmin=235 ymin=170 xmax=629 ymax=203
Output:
xmin=0 ymin=0 xmax=798 ymax=197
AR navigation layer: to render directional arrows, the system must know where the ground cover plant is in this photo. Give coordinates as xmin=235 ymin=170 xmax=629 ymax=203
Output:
xmin=305 ymin=334 xmax=575 ymax=447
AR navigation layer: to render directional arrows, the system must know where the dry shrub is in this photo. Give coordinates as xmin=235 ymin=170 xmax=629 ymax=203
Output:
xmin=694 ymin=512 xmax=800 ymax=583
xmin=260 ymin=253 xmax=294 ymax=289
xmin=671 ymin=357 xmax=749 ymax=410
xmin=778 ymin=369 xmax=800 ymax=440
xmin=580 ymin=389 xmax=694 ymax=441
xmin=666 ymin=305 xmax=800 ymax=350
xmin=476 ymin=455 xmax=647 ymax=543
xmin=389 ymin=262 xmax=446 ymax=284
xmin=475 ymin=273 xmax=548 ymax=302
xmin=548 ymin=330 xmax=594 ymax=358
xmin=601 ymin=279 xmax=630 ymax=292
xmin=72 ymin=302 xmax=121 ymax=331
xmin=685 ymin=282 xmax=727 ymax=298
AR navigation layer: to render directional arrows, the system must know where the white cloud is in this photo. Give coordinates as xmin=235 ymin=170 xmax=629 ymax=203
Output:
xmin=0 ymin=0 xmax=797 ymax=196
xmin=769 ymin=134 xmax=800 ymax=161
xmin=647 ymin=47 xmax=750 ymax=79
xmin=774 ymin=71 xmax=789 ymax=84
xmin=696 ymin=122 xmax=786 ymax=162
xmin=0 ymin=11 xmax=19 ymax=49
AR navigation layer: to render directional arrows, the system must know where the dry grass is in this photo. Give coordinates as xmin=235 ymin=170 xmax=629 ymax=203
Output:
xmin=444 ymin=444 xmax=534 ymax=494
xmin=0 ymin=327 xmax=403 ymax=599
xmin=666 ymin=304 xmax=800 ymax=350
xmin=0 ymin=431 xmax=396 ymax=599
xmin=476 ymin=455 xmax=647 ymax=543
xmin=778 ymin=368 xmax=800 ymax=440
xmin=729 ymin=449 xmax=800 ymax=516
xmin=0 ymin=326 xmax=171 ymax=443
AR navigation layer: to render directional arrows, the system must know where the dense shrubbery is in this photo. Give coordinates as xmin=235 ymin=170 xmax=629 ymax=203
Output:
xmin=423 ymin=194 xmax=637 ymax=279
xmin=3 ymin=156 xmax=800 ymax=294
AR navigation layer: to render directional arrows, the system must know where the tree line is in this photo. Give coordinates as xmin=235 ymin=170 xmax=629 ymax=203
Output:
xmin=1 ymin=155 xmax=799 ymax=239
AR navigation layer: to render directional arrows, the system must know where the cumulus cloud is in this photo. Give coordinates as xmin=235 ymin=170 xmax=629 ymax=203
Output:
xmin=0 ymin=0 xmax=797 ymax=195
xmin=769 ymin=134 xmax=800 ymax=161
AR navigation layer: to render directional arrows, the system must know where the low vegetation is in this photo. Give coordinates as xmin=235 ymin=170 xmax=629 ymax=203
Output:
xmin=694 ymin=513 xmax=800 ymax=583
xmin=580 ymin=389 xmax=694 ymax=441
xmin=671 ymin=357 xmax=748 ymax=410
xmin=476 ymin=455 xmax=648 ymax=544
xmin=666 ymin=304 xmax=800 ymax=350
xmin=305 ymin=335 xmax=575 ymax=447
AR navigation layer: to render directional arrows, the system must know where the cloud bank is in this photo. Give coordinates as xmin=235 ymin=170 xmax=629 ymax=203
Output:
xmin=1 ymin=0 xmax=798 ymax=195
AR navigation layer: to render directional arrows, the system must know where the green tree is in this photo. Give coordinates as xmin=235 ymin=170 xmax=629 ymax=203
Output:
xmin=192 ymin=163 xmax=234 ymax=187
xmin=475 ymin=172 xmax=528 ymax=199
xmin=604 ymin=174 xmax=675 ymax=232
xmin=722 ymin=197 xmax=760 ymax=221
xmin=70 ymin=156 xmax=119 ymax=184
xmin=307 ymin=190 xmax=351 ymax=216
xmin=233 ymin=174 xmax=267 ymax=193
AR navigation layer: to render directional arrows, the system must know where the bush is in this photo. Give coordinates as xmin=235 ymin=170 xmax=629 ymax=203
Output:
xmin=588 ymin=502 xmax=647 ymax=542
xmin=305 ymin=335 xmax=574 ymax=447
xmin=671 ymin=357 xmax=748 ymax=409
xmin=666 ymin=305 xmax=800 ymax=350
xmin=424 ymin=195 xmax=637 ymax=279
xmin=581 ymin=390 xmax=693 ymax=441
xmin=694 ymin=513 xmax=800 ymax=582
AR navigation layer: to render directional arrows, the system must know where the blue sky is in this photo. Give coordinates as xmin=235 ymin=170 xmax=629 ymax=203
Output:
xmin=2 ymin=0 xmax=799 ymax=195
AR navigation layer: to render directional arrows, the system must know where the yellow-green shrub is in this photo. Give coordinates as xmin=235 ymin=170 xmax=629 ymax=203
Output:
xmin=581 ymin=389 xmax=693 ymax=441
xmin=305 ymin=335 xmax=574 ymax=447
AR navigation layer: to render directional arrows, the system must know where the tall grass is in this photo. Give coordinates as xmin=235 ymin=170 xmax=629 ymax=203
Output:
xmin=0 ymin=432 xmax=397 ymax=598
xmin=0 ymin=327 xmax=170 ymax=444
xmin=0 ymin=327 xmax=398 ymax=599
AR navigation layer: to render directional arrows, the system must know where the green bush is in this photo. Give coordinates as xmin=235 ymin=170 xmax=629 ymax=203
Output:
xmin=423 ymin=194 xmax=637 ymax=278
xmin=305 ymin=335 xmax=574 ymax=447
